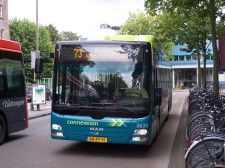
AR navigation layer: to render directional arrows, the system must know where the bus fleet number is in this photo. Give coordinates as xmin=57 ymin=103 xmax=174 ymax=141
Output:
xmin=137 ymin=123 xmax=148 ymax=129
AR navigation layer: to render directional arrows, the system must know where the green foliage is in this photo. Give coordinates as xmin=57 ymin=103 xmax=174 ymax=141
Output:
xmin=60 ymin=31 xmax=81 ymax=41
xmin=45 ymin=24 xmax=63 ymax=43
xmin=118 ymin=11 xmax=173 ymax=59
xmin=9 ymin=18 xmax=54 ymax=83
xmin=144 ymin=0 xmax=225 ymax=40
xmin=144 ymin=0 xmax=225 ymax=94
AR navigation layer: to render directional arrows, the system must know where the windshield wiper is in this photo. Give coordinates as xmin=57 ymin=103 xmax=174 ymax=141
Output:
xmin=53 ymin=105 xmax=99 ymax=110
xmin=54 ymin=103 xmax=134 ymax=113
xmin=91 ymin=103 xmax=134 ymax=113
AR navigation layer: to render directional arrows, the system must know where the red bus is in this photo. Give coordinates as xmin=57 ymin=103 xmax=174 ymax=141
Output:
xmin=0 ymin=38 xmax=28 ymax=145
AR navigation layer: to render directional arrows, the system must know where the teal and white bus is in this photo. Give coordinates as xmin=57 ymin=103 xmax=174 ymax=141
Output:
xmin=51 ymin=35 xmax=172 ymax=145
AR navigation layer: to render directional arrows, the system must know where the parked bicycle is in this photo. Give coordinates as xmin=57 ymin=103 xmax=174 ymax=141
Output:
xmin=185 ymin=84 xmax=225 ymax=168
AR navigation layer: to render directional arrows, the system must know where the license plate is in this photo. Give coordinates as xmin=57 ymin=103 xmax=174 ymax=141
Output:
xmin=87 ymin=136 xmax=108 ymax=143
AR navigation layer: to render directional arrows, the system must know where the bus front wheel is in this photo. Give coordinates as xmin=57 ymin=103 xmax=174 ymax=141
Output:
xmin=0 ymin=115 xmax=6 ymax=145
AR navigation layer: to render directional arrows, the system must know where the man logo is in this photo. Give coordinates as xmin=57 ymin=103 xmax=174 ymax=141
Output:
xmin=90 ymin=127 xmax=104 ymax=131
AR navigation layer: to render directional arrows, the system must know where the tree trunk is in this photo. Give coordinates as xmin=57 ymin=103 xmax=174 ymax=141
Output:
xmin=197 ymin=45 xmax=201 ymax=90
xmin=210 ymin=0 xmax=219 ymax=95
xmin=203 ymin=39 xmax=207 ymax=90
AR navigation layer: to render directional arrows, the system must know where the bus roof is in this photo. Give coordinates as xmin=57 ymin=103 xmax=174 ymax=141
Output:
xmin=105 ymin=35 xmax=164 ymax=51
xmin=57 ymin=40 xmax=148 ymax=45
xmin=105 ymin=35 xmax=155 ymax=42
xmin=0 ymin=38 xmax=22 ymax=53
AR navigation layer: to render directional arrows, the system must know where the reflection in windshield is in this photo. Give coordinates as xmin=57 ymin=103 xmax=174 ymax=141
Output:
xmin=54 ymin=62 xmax=149 ymax=108
xmin=53 ymin=43 xmax=151 ymax=112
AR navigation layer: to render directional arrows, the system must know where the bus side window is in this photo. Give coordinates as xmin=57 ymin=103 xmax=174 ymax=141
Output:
xmin=154 ymin=88 xmax=162 ymax=106
xmin=0 ymin=73 xmax=4 ymax=99
xmin=7 ymin=69 xmax=24 ymax=98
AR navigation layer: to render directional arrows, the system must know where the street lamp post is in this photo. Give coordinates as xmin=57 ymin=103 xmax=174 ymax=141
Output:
xmin=36 ymin=0 xmax=40 ymax=110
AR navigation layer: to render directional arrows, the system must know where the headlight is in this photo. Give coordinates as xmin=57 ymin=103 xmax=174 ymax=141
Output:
xmin=52 ymin=124 xmax=62 ymax=130
xmin=134 ymin=129 xmax=147 ymax=135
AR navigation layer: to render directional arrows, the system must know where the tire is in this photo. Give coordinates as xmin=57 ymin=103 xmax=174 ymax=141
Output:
xmin=188 ymin=104 xmax=204 ymax=116
xmin=188 ymin=124 xmax=212 ymax=142
xmin=188 ymin=112 xmax=210 ymax=125
xmin=0 ymin=115 xmax=6 ymax=145
xmin=186 ymin=114 xmax=211 ymax=139
xmin=185 ymin=138 xmax=224 ymax=168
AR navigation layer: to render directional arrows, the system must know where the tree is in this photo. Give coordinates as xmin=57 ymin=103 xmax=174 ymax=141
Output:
xmin=60 ymin=31 xmax=81 ymax=41
xmin=45 ymin=24 xmax=63 ymax=43
xmin=144 ymin=0 xmax=225 ymax=95
xmin=9 ymin=18 xmax=54 ymax=83
xmin=176 ymin=7 xmax=212 ymax=90
xmin=118 ymin=11 xmax=173 ymax=59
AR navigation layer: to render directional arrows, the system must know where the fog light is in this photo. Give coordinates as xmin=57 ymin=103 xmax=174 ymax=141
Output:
xmin=52 ymin=124 xmax=62 ymax=130
xmin=52 ymin=132 xmax=63 ymax=137
xmin=56 ymin=132 xmax=63 ymax=137
xmin=134 ymin=129 xmax=147 ymax=135
xmin=132 ymin=137 xmax=141 ymax=141
xmin=132 ymin=137 xmax=148 ymax=141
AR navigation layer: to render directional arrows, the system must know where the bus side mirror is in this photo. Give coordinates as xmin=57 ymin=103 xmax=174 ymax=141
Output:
xmin=154 ymin=88 xmax=162 ymax=106
xmin=35 ymin=58 xmax=43 ymax=73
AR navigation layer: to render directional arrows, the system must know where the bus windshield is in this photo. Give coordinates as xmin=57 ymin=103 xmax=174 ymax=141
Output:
xmin=52 ymin=43 xmax=151 ymax=113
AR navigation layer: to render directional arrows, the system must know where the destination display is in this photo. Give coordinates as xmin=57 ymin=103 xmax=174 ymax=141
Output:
xmin=60 ymin=45 xmax=129 ymax=61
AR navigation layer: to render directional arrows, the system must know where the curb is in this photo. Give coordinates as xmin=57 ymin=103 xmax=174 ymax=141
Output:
xmin=168 ymin=95 xmax=188 ymax=168
xmin=29 ymin=113 xmax=50 ymax=120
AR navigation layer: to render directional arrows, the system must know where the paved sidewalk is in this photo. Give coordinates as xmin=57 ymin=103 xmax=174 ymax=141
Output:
xmin=168 ymin=93 xmax=188 ymax=168
xmin=28 ymin=102 xmax=51 ymax=119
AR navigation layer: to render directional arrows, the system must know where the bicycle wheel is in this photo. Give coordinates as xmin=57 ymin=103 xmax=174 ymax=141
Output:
xmin=188 ymin=104 xmax=204 ymax=116
xmin=193 ymin=159 xmax=215 ymax=168
xmin=186 ymin=114 xmax=211 ymax=139
xmin=189 ymin=99 xmax=203 ymax=109
xmin=185 ymin=138 xmax=224 ymax=168
xmin=188 ymin=111 xmax=208 ymax=125
xmin=188 ymin=124 xmax=212 ymax=141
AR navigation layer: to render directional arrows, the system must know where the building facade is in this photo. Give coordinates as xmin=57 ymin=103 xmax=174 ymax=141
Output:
xmin=172 ymin=41 xmax=225 ymax=89
xmin=171 ymin=44 xmax=214 ymax=88
xmin=0 ymin=0 xmax=9 ymax=40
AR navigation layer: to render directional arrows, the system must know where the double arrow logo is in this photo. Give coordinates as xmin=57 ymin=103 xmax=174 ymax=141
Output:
xmin=110 ymin=119 xmax=126 ymax=127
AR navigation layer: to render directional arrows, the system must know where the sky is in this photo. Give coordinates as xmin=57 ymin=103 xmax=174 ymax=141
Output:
xmin=8 ymin=0 xmax=145 ymax=37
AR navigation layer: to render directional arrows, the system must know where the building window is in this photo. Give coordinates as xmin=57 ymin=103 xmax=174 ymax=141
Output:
xmin=210 ymin=55 xmax=213 ymax=60
xmin=0 ymin=29 xmax=4 ymax=38
xmin=192 ymin=55 xmax=197 ymax=60
xmin=179 ymin=56 xmax=184 ymax=61
xmin=173 ymin=56 xmax=178 ymax=61
xmin=186 ymin=56 xmax=191 ymax=61
xmin=206 ymin=54 xmax=212 ymax=60
xmin=0 ymin=5 xmax=2 ymax=18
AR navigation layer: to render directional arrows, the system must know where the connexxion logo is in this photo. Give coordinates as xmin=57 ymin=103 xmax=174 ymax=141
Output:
xmin=67 ymin=120 xmax=98 ymax=126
